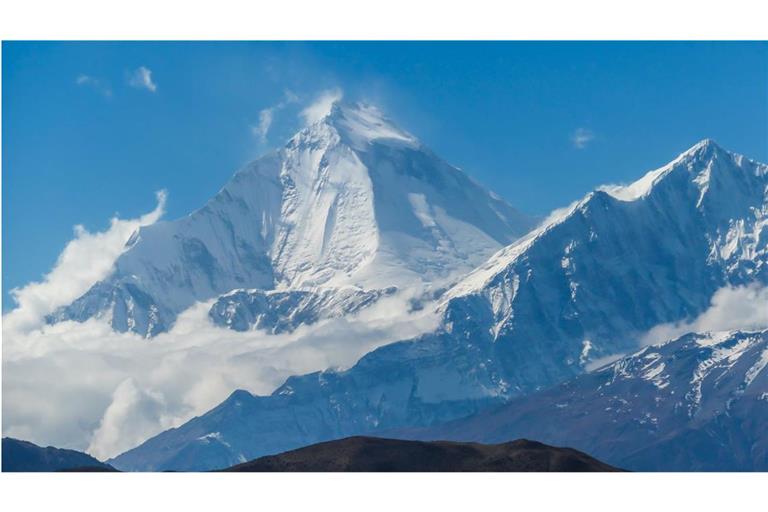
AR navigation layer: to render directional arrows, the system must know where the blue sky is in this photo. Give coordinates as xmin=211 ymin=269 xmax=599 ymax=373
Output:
xmin=3 ymin=41 xmax=767 ymax=306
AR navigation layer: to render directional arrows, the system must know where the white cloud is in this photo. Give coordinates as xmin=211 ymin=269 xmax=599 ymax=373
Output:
xmin=3 ymin=292 xmax=439 ymax=460
xmin=3 ymin=191 xmax=166 ymax=334
xmin=128 ymin=66 xmax=157 ymax=93
xmin=251 ymin=89 xmax=299 ymax=144
xmin=300 ymin=87 xmax=343 ymax=125
xmin=571 ymin=127 xmax=594 ymax=149
xmin=640 ymin=284 xmax=768 ymax=346
xmin=86 ymin=378 xmax=171 ymax=460
xmin=252 ymin=108 xmax=274 ymax=143
xmin=75 ymin=74 xmax=112 ymax=97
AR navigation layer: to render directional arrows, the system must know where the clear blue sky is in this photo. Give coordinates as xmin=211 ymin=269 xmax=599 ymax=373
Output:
xmin=3 ymin=41 xmax=767 ymax=307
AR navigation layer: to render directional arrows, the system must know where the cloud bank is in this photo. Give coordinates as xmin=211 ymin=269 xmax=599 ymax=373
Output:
xmin=3 ymin=290 xmax=439 ymax=460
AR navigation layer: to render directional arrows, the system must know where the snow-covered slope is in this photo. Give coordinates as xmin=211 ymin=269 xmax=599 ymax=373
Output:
xmin=49 ymin=103 xmax=534 ymax=336
xmin=406 ymin=329 xmax=768 ymax=471
xmin=109 ymin=140 xmax=768 ymax=471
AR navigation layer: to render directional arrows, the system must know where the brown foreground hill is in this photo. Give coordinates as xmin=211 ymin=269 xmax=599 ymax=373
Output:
xmin=223 ymin=436 xmax=622 ymax=472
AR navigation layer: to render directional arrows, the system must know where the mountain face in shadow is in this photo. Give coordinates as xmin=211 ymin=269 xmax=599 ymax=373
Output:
xmin=394 ymin=330 xmax=768 ymax=472
xmin=2 ymin=437 xmax=114 ymax=472
xmin=222 ymin=436 xmax=622 ymax=472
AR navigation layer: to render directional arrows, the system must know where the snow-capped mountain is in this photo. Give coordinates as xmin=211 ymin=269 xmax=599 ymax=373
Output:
xmin=438 ymin=139 xmax=768 ymax=388
xmin=48 ymin=103 xmax=534 ymax=336
xmin=110 ymin=141 xmax=768 ymax=471
xmin=406 ymin=329 xmax=768 ymax=471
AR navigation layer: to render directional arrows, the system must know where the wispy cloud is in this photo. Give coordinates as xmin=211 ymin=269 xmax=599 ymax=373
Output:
xmin=75 ymin=74 xmax=112 ymax=97
xmin=251 ymin=109 xmax=274 ymax=143
xmin=251 ymin=87 xmax=344 ymax=143
xmin=251 ymin=90 xmax=299 ymax=144
xmin=128 ymin=66 xmax=157 ymax=93
xmin=571 ymin=127 xmax=595 ymax=149
xmin=300 ymin=87 xmax=343 ymax=125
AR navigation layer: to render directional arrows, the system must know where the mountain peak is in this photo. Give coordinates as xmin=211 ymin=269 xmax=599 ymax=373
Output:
xmin=598 ymin=139 xmax=738 ymax=203
xmin=687 ymin=137 xmax=719 ymax=151
xmin=677 ymin=138 xmax=729 ymax=162
xmin=293 ymin=101 xmax=419 ymax=151
xmin=324 ymin=101 xmax=419 ymax=149
xmin=447 ymin=137 xmax=768 ymax=304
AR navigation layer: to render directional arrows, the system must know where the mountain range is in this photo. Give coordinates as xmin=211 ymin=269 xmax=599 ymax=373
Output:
xmin=37 ymin=102 xmax=768 ymax=472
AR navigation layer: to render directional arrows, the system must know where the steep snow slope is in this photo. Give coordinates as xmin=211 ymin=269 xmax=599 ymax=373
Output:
xmin=404 ymin=330 xmax=768 ymax=471
xmin=49 ymin=103 xmax=534 ymax=336
xmin=110 ymin=140 xmax=768 ymax=471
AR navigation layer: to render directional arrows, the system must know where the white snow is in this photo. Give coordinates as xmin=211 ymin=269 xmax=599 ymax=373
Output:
xmin=580 ymin=340 xmax=593 ymax=365
xmin=744 ymin=346 xmax=768 ymax=388
xmin=408 ymin=193 xmax=437 ymax=228
xmin=687 ymin=332 xmax=762 ymax=414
